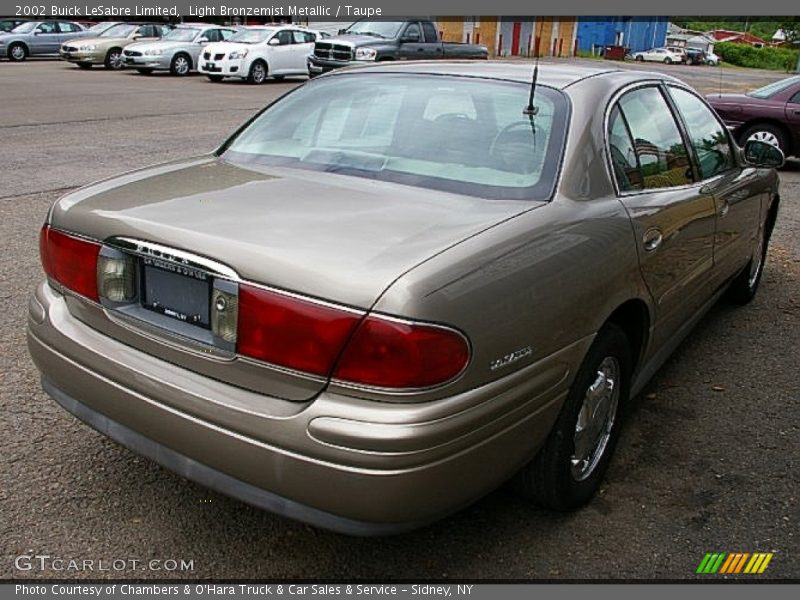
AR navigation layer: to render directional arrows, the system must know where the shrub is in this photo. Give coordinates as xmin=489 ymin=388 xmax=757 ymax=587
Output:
xmin=715 ymin=41 xmax=799 ymax=72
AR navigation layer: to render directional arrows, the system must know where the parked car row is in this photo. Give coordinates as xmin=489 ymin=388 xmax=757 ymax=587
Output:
xmin=630 ymin=45 xmax=720 ymax=66
xmin=60 ymin=22 xmax=174 ymax=70
xmin=3 ymin=17 xmax=490 ymax=83
xmin=0 ymin=19 xmax=96 ymax=61
xmin=0 ymin=19 xmax=323 ymax=83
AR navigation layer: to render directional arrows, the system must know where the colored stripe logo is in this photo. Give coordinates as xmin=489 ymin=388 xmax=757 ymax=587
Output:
xmin=696 ymin=552 xmax=773 ymax=574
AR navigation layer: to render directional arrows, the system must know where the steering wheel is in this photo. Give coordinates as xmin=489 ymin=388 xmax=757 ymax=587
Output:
xmin=489 ymin=121 xmax=542 ymax=173
xmin=434 ymin=112 xmax=473 ymax=124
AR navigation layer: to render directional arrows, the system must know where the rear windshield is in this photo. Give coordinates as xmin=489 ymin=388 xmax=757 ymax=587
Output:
xmin=222 ymin=74 xmax=568 ymax=200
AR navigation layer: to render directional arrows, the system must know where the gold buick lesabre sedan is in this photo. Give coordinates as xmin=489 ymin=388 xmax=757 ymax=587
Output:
xmin=59 ymin=22 xmax=171 ymax=69
xmin=28 ymin=62 xmax=783 ymax=535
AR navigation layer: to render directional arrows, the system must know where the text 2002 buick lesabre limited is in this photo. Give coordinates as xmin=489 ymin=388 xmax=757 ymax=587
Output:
xmin=28 ymin=62 xmax=783 ymax=535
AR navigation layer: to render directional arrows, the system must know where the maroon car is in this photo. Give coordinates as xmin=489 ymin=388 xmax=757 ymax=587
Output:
xmin=707 ymin=75 xmax=800 ymax=158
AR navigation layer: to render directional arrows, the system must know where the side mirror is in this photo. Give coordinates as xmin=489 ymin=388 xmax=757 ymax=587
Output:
xmin=338 ymin=28 xmax=347 ymax=35
xmin=197 ymin=37 xmax=208 ymax=43
xmin=744 ymin=139 xmax=785 ymax=169
xmin=268 ymin=37 xmax=280 ymax=46
xmin=401 ymin=33 xmax=420 ymax=43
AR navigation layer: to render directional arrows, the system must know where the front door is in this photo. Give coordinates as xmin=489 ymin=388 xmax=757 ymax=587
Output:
xmin=608 ymin=85 xmax=718 ymax=348
xmin=666 ymin=85 xmax=764 ymax=287
xmin=397 ymin=22 xmax=427 ymax=60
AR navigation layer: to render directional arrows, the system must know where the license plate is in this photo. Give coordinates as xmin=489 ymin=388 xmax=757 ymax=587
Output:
xmin=141 ymin=258 xmax=211 ymax=328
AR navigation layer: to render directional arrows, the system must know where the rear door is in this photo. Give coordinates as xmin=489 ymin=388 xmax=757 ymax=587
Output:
xmin=608 ymin=84 xmax=718 ymax=348
xmin=32 ymin=21 xmax=61 ymax=54
xmin=421 ymin=21 xmax=444 ymax=58
xmin=57 ymin=21 xmax=83 ymax=46
xmin=289 ymin=30 xmax=315 ymax=72
xmin=267 ymin=29 xmax=294 ymax=74
xmin=135 ymin=24 xmax=160 ymax=43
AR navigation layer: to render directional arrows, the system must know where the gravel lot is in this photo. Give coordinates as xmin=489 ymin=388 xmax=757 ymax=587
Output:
xmin=1 ymin=59 xmax=798 ymax=580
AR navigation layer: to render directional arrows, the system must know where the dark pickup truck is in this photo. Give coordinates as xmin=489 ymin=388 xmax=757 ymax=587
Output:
xmin=308 ymin=19 xmax=488 ymax=75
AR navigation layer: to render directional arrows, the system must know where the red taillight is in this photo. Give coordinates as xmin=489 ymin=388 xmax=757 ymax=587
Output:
xmin=237 ymin=283 xmax=470 ymax=389
xmin=40 ymin=225 xmax=101 ymax=302
xmin=237 ymin=284 xmax=362 ymax=377
xmin=333 ymin=316 xmax=470 ymax=389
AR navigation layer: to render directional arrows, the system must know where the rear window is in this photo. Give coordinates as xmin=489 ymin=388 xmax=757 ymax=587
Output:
xmin=222 ymin=74 xmax=568 ymax=200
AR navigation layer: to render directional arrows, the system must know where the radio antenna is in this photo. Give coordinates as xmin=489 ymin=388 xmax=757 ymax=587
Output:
xmin=523 ymin=53 xmax=540 ymax=117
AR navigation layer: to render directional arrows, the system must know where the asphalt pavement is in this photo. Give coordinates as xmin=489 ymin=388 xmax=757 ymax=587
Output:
xmin=0 ymin=59 xmax=798 ymax=580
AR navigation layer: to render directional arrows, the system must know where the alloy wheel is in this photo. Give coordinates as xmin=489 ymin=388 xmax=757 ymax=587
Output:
xmin=571 ymin=356 xmax=620 ymax=481
xmin=252 ymin=63 xmax=266 ymax=83
xmin=174 ymin=56 xmax=189 ymax=75
xmin=108 ymin=51 xmax=123 ymax=69
xmin=747 ymin=130 xmax=780 ymax=148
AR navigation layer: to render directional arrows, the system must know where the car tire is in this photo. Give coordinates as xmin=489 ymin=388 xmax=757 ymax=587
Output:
xmin=104 ymin=48 xmax=124 ymax=70
xmin=136 ymin=68 xmax=154 ymax=75
xmin=206 ymin=75 xmax=223 ymax=82
xmin=76 ymin=62 xmax=92 ymax=69
xmin=513 ymin=323 xmax=631 ymax=510
xmin=170 ymin=53 xmax=191 ymax=76
xmin=726 ymin=210 xmax=772 ymax=304
xmin=8 ymin=42 xmax=27 ymax=62
xmin=740 ymin=123 xmax=789 ymax=156
xmin=247 ymin=60 xmax=267 ymax=84
xmin=664 ymin=57 xmax=672 ymax=64
xmin=635 ymin=55 xmax=644 ymax=62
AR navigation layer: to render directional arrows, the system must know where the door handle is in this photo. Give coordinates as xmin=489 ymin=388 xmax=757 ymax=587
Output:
xmin=643 ymin=228 xmax=663 ymax=252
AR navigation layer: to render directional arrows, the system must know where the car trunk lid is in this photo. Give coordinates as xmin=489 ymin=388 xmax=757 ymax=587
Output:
xmin=49 ymin=156 xmax=539 ymax=400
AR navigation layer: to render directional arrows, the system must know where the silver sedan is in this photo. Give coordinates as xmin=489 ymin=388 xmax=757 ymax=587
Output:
xmin=0 ymin=20 xmax=91 ymax=61
xmin=123 ymin=24 xmax=236 ymax=76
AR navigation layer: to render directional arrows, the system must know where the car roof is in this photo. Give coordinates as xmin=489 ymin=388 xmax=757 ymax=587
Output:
xmin=325 ymin=61 xmax=682 ymax=90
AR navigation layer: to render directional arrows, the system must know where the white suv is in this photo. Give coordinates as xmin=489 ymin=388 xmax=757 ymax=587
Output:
xmin=198 ymin=26 xmax=318 ymax=84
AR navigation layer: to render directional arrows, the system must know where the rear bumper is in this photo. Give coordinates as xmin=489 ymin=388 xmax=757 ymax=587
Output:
xmin=41 ymin=379 xmax=425 ymax=535
xmin=28 ymin=281 xmax=576 ymax=534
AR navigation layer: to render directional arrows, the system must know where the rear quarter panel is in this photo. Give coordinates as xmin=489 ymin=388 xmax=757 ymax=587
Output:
xmin=364 ymin=76 xmax=652 ymax=403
